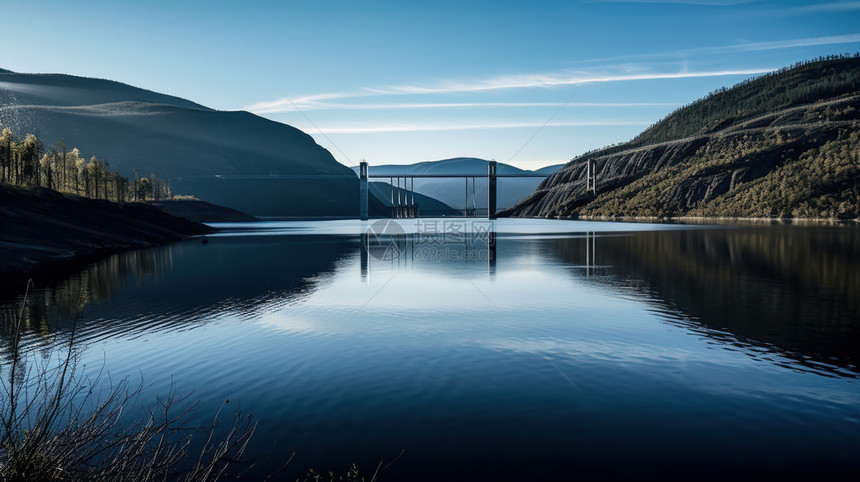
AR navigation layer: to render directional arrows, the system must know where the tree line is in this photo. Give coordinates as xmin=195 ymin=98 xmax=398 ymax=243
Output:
xmin=572 ymin=54 xmax=860 ymax=161
xmin=0 ymin=128 xmax=170 ymax=202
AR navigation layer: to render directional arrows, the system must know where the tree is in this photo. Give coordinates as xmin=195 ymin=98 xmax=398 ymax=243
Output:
xmin=77 ymin=157 xmax=88 ymax=197
xmin=19 ymin=134 xmax=43 ymax=187
xmin=132 ymin=169 xmax=141 ymax=201
xmin=0 ymin=128 xmax=15 ymax=184
xmin=138 ymin=177 xmax=152 ymax=201
xmin=39 ymin=154 xmax=53 ymax=190
xmin=54 ymin=141 xmax=67 ymax=191
xmin=87 ymin=157 xmax=107 ymax=199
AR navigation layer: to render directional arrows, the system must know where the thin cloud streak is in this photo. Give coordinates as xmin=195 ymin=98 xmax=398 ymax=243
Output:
xmin=368 ymin=69 xmax=771 ymax=96
xmin=300 ymin=120 xmax=651 ymax=134
xmin=244 ymin=68 xmax=764 ymax=114
xmin=248 ymin=100 xmax=679 ymax=114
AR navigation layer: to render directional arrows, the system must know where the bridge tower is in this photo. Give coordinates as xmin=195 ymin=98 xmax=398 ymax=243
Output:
xmin=488 ymin=160 xmax=498 ymax=219
xmin=359 ymin=160 xmax=369 ymax=220
xmin=586 ymin=159 xmax=597 ymax=195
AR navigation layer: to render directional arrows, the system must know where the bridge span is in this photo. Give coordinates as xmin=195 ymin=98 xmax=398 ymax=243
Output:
xmin=358 ymin=160 xmax=550 ymax=220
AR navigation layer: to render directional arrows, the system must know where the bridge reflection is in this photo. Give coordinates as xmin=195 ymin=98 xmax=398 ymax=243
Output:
xmin=358 ymin=220 xmax=604 ymax=280
xmin=360 ymin=227 xmax=498 ymax=279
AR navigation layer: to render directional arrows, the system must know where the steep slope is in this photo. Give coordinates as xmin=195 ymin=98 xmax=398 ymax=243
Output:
xmin=506 ymin=57 xmax=860 ymax=219
xmin=0 ymin=70 xmax=357 ymax=216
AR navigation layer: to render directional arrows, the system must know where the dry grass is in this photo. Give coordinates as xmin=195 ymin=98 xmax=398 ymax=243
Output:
xmin=0 ymin=281 xmax=257 ymax=481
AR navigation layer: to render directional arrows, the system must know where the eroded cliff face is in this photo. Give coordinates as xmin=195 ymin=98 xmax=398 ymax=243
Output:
xmin=509 ymin=139 xmax=706 ymax=217
xmin=505 ymin=94 xmax=860 ymax=219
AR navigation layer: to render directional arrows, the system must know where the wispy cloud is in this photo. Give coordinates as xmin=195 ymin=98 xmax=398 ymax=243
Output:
xmin=244 ymin=68 xmax=764 ymax=114
xmin=369 ymin=68 xmax=769 ymax=96
xmin=244 ymin=30 xmax=860 ymax=115
xmin=247 ymin=100 xmax=679 ymax=114
xmin=298 ymin=120 xmax=652 ymax=134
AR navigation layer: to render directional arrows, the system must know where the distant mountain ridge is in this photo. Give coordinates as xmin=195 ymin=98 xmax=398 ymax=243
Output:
xmin=364 ymin=157 xmax=538 ymax=176
xmin=506 ymin=56 xmax=860 ymax=219
xmin=0 ymin=69 xmax=357 ymax=216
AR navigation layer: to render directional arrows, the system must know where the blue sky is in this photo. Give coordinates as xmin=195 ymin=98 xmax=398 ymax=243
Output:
xmin=2 ymin=0 xmax=860 ymax=169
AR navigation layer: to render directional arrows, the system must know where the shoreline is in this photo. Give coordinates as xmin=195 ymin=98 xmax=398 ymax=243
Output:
xmin=4 ymin=180 xmax=857 ymax=296
xmin=508 ymin=214 xmax=860 ymax=226
xmin=0 ymin=185 xmax=214 ymax=295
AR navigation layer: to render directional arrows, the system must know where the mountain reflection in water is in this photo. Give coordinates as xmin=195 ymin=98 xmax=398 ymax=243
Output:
xmin=548 ymin=225 xmax=860 ymax=378
xmin=0 ymin=235 xmax=358 ymax=351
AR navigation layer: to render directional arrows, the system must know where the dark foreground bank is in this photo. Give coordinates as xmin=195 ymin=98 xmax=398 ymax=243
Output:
xmin=0 ymin=184 xmax=213 ymax=293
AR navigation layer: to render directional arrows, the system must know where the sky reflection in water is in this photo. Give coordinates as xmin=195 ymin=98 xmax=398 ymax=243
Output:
xmin=3 ymin=219 xmax=859 ymax=480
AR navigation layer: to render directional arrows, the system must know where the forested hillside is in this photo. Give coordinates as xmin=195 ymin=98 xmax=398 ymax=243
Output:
xmin=506 ymin=56 xmax=860 ymax=219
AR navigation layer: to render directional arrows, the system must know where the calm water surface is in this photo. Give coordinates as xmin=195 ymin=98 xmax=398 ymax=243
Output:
xmin=2 ymin=218 xmax=859 ymax=480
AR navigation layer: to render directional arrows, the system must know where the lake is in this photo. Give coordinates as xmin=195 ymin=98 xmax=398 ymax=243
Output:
xmin=2 ymin=218 xmax=859 ymax=480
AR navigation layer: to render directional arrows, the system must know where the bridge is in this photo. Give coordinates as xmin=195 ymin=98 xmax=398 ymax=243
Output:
xmin=358 ymin=160 xmax=551 ymax=220
xmin=175 ymin=159 xmax=570 ymax=219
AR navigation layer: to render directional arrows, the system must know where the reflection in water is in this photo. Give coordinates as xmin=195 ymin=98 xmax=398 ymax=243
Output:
xmin=0 ymin=247 xmax=176 ymax=355
xmin=2 ymin=220 xmax=859 ymax=480
xmin=360 ymin=229 xmax=498 ymax=277
xmin=549 ymin=226 xmax=860 ymax=378
xmin=4 ymin=223 xmax=857 ymax=379
xmin=1 ymin=235 xmax=357 ymax=358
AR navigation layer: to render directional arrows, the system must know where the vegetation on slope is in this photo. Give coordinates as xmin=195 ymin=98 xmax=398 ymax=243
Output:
xmin=580 ymin=123 xmax=859 ymax=219
xmin=508 ymin=56 xmax=860 ymax=219
xmin=1 ymin=128 xmax=171 ymax=202
xmin=600 ymin=55 xmax=860 ymax=154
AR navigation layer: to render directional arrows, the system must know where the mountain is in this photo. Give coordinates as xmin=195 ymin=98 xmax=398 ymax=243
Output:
xmin=0 ymin=70 xmax=357 ymax=216
xmin=0 ymin=70 xmax=208 ymax=109
xmin=365 ymin=157 xmax=528 ymax=176
xmin=354 ymin=157 xmax=562 ymax=212
xmin=533 ymin=163 xmax=565 ymax=175
xmin=505 ymin=56 xmax=860 ymax=219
